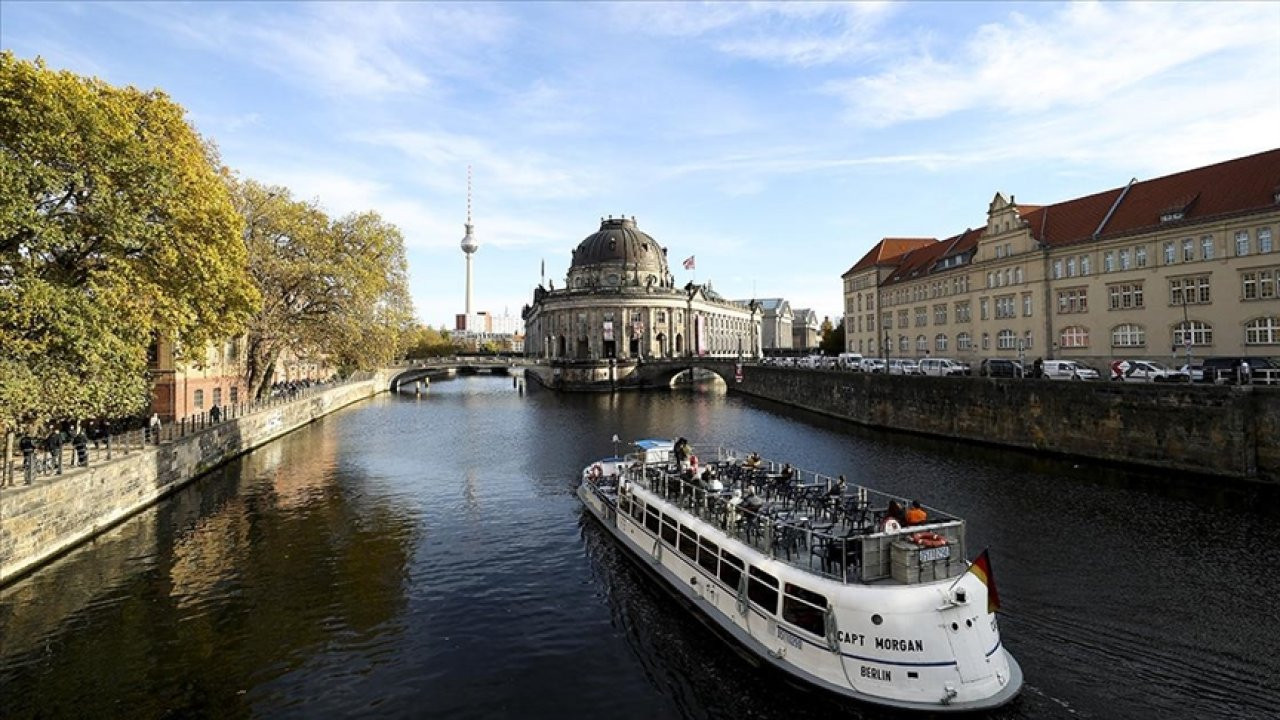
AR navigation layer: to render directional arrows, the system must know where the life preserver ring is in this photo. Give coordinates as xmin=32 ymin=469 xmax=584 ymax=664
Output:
xmin=910 ymin=531 xmax=947 ymax=548
xmin=881 ymin=517 xmax=902 ymax=533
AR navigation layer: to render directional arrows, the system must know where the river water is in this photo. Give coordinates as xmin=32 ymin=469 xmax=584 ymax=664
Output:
xmin=2 ymin=376 xmax=1278 ymax=719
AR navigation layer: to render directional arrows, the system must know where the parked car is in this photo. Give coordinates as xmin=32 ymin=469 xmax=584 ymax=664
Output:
xmin=894 ymin=359 xmax=922 ymax=375
xmin=1109 ymin=359 xmax=1186 ymax=382
xmin=1042 ymin=359 xmax=1100 ymax=381
xmin=1199 ymin=356 xmax=1278 ymax=384
xmin=919 ymin=358 xmax=968 ymax=377
xmin=979 ymin=358 xmax=1024 ymax=378
xmin=837 ymin=352 xmax=863 ymax=370
xmin=1179 ymin=363 xmax=1205 ymax=382
xmin=860 ymin=358 xmax=887 ymax=373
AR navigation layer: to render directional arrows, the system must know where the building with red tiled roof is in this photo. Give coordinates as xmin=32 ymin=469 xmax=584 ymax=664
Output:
xmin=843 ymin=148 xmax=1280 ymax=372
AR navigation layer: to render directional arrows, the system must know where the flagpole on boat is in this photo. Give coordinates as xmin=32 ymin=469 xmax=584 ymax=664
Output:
xmin=949 ymin=545 xmax=986 ymax=591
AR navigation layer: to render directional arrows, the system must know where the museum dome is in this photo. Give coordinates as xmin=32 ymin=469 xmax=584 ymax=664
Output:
xmin=570 ymin=217 xmax=669 ymax=275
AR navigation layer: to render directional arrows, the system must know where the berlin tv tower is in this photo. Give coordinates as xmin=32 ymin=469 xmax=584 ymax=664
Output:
xmin=460 ymin=166 xmax=478 ymax=319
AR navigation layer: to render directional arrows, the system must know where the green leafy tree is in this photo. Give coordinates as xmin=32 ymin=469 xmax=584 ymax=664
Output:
xmin=819 ymin=316 xmax=845 ymax=355
xmin=404 ymin=325 xmax=455 ymax=359
xmin=0 ymin=53 xmax=259 ymax=433
xmin=232 ymin=179 xmax=414 ymax=398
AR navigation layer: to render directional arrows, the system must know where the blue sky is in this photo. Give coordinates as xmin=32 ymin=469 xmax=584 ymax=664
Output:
xmin=3 ymin=2 xmax=1277 ymax=328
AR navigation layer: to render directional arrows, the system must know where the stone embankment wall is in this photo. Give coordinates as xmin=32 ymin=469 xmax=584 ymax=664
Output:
xmin=734 ymin=367 xmax=1278 ymax=483
xmin=0 ymin=375 xmax=388 ymax=586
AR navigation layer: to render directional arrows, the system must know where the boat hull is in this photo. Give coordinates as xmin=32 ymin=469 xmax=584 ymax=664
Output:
xmin=577 ymin=481 xmax=1023 ymax=713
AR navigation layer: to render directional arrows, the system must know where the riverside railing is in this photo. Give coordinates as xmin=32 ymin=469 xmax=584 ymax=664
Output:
xmin=2 ymin=374 xmax=374 ymax=489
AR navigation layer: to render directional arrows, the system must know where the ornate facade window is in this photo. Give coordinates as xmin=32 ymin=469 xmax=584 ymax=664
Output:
xmin=1059 ymin=326 xmax=1089 ymax=348
xmin=1111 ymin=323 xmax=1146 ymax=347
xmin=1245 ymin=316 xmax=1280 ymax=345
xmin=1173 ymin=320 xmax=1213 ymax=346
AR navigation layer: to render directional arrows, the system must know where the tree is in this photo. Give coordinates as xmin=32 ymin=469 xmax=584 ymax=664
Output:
xmin=404 ymin=325 xmax=455 ymax=359
xmin=0 ymin=53 xmax=259 ymax=433
xmin=232 ymin=179 xmax=414 ymax=398
xmin=819 ymin=316 xmax=846 ymax=355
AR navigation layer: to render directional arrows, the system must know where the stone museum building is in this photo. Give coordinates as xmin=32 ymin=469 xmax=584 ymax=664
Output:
xmin=522 ymin=217 xmax=761 ymax=377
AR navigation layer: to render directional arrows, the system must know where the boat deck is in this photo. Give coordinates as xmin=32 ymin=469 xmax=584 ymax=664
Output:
xmin=595 ymin=446 xmax=967 ymax=585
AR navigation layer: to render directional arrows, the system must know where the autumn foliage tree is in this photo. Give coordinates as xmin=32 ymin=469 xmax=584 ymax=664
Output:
xmin=231 ymin=179 xmax=414 ymax=399
xmin=0 ymin=53 xmax=259 ymax=433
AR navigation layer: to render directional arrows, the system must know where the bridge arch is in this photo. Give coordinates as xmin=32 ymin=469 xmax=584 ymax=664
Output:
xmin=631 ymin=358 xmax=739 ymax=388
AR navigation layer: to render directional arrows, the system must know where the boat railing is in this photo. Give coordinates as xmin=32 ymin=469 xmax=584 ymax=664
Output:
xmin=612 ymin=448 xmax=967 ymax=585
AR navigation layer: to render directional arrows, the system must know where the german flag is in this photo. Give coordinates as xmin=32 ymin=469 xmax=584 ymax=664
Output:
xmin=968 ymin=549 xmax=1001 ymax=613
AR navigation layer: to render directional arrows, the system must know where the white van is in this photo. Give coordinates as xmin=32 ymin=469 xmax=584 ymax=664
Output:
xmin=837 ymin=352 xmax=863 ymax=370
xmin=1042 ymin=360 xmax=1100 ymax=380
xmin=860 ymin=358 xmax=887 ymax=373
xmin=918 ymin=358 xmax=967 ymax=377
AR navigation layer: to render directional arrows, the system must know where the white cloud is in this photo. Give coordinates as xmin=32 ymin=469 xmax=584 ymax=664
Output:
xmin=353 ymin=129 xmax=604 ymax=201
xmin=826 ymin=2 xmax=1278 ymax=126
xmin=613 ymin=2 xmax=895 ymax=65
xmin=115 ymin=2 xmax=512 ymax=98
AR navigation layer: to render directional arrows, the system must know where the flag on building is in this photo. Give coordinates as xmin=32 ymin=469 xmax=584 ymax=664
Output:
xmin=683 ymin=256 xmax=696 ymax=270
xmin=967 ymin=548 xmax=1001 ymax=613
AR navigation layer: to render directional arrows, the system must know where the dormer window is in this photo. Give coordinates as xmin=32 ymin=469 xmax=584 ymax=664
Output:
xmin=1160 ymin=210 xmax=1185 ymax=223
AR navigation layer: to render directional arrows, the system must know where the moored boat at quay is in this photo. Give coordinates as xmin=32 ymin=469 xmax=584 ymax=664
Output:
xmin=577 ymin=439 xmax=1023 ymax=713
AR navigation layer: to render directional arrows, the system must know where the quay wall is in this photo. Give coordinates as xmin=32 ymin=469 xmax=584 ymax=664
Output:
xmin=732 ymin=367 xmax=1277 ymax=483
xmin=0 ymin=375 xmax=388 ymax=586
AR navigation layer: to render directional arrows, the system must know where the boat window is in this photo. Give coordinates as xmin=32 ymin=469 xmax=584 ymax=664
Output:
xmin=660 ymin=513 xmax=678 ymax=546
xmin=629 ymin=497 xmax=644 ymax=521
xmin=698 ymin=538 xmax=719 ymax=574
xmin=783 ymin=583 xmax=828 ymax=638
xmin=645 ymin=506 xmax=660 ymax=534
xmin=679 ymin=526 xmax=698 ymax=560
xmin=719 ymin=550 xmax=743 ymax=588
xmin=748 ymin=566 xmax=779 ymax=615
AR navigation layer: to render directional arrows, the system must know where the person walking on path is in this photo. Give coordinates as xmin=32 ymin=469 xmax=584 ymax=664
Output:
xmin=72 ymin=426 xmax=89 ymax=467
xmin=45 ymin=427 xmax=64 ymax=475
xmin=19 ymin=433 xmax=36 ymax=485
xmin=148 ymin=413 xmax=162 ymax=444
xmin=210 ymin=404 xmax=222 ymax=423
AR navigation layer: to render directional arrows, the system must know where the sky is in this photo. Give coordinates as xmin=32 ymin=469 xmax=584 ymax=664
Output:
xmin=3 ymin=1 xmax=1278 ymax=329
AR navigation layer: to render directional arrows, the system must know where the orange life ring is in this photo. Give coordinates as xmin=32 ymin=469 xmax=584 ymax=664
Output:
xmin=910 ymin=531 xmax=946 ymax=548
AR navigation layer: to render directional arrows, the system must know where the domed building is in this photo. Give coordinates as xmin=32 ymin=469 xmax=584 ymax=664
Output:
xmin=523 ymin=217 xmax=761 ymax=386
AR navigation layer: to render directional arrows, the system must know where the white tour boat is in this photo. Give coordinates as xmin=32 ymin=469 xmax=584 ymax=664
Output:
xmin=577 ymin=439 xmax=1023 ymax=712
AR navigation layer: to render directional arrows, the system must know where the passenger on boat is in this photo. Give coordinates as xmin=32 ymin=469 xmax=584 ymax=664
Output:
xmin=780 ymin=463 xmax=795 ymax=484
xmin=905 ymin=499 xmax=928 ymax=526
xmin=742 ymin=485 xmax=766 ymax=515
xmin=744 ymin=451 xmax=762 ymax=468
xmin=881 ymin=500 xmax=906 ymax=533
xmin=827 ymin=475 xmax=847 ymax=499
xmin=674 ymin=437 xmax=691 ymax=471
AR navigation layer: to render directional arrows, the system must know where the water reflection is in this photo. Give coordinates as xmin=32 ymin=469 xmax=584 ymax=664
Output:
xmin=0 ymin=415 xmax=415 ymax=720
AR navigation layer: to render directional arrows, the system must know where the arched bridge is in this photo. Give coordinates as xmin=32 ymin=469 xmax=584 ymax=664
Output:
xmin=523 ymin=357 xmax=748 ymax=391
xmin=389 ymin=358 xmax=534 ymax=390
xmin=629 ymin=357 xmax=742 ymax=388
